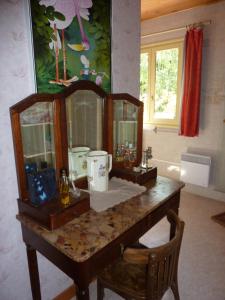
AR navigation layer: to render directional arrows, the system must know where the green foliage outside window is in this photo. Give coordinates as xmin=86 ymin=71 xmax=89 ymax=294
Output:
xmin=155 ymin=48 xmax=178 ymax=118
xmin=140 ymin=41 xmax=183 ymax=126
xmin=140 ymin=53 xmax=148 ymax=102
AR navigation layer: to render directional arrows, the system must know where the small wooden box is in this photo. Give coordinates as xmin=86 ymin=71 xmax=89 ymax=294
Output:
xmin=110 ymin=167 xmax=157 ymax=185
xmin=17 ymin=191 xmax=90 ymax=230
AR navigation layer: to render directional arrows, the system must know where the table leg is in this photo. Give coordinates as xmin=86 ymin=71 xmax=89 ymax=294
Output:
xmin=169 ymin=207 xmax=179 ymax=240
xmin=26 ymin=244 xmax=41 ymax=300
xmin=76 ymin=284 xmax=90 ymax=300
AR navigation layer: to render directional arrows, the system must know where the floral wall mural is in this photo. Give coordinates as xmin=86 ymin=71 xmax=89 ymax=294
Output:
xmin=30 ymin=0 xmax=111 ymax=93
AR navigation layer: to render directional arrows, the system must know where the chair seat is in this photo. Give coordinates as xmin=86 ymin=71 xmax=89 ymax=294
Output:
xmin=98 ymin=258 xmax=148 ymax=299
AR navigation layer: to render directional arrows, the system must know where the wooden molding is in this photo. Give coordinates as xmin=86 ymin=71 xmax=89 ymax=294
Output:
xmin=53 ymin=276 xmax=97 ymax=300
xmin=53 ymin=284 xmax=76 ymax=300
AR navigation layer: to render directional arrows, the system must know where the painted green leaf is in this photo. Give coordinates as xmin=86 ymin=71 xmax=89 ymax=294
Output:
xmin=47 ymin=14 xmax=55 ymax=21
xmin=54 ymin=11 xmax=65 ymax=21
xmin=88 ymin=26 xmax=97 ymax=33
xmin=46 ymin=6 xmax=54 ymax=14
xmin=95 ymin=31 xmax=102 ymax=39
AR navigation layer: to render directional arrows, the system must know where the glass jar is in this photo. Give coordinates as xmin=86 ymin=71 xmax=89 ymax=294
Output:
xmin=59 ymin=169 xmax=70 ymax=206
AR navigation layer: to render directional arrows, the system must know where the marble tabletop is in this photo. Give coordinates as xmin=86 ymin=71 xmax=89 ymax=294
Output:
xmin=17 ymin=176 xmax=184 ymax=263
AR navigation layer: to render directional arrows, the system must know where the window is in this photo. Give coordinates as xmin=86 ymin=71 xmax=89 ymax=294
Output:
xmin=140 ymin=40 xmax=183 ymax=127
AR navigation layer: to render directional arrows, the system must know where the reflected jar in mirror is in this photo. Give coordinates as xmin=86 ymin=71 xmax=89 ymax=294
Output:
xmin=68 ymin=147 xmax=90 ymax=180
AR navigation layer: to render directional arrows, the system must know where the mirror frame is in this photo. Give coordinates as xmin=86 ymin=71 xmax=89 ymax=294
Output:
xmin=10 ymin=93 xmax=64 ymax=200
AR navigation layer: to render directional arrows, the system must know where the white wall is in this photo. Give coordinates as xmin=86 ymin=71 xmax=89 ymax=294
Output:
xmin=141 ymin=1 xmax=225 ymax=201
xmin=0 ymin=0 xmax=140 ymax=299
xmin=111 ymin=0 xmax=140 ymax=98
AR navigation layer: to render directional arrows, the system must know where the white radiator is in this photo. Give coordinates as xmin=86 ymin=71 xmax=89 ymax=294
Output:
xmin=180 ymin=153 xmax=211 ymax=187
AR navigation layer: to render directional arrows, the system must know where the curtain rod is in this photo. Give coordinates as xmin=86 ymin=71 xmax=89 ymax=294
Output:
xmin=141 ymin=19 xmax=212 ymax=39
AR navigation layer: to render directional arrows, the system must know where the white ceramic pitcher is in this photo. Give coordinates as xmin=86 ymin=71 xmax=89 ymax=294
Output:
xmin=87 ymin=150 xmax=112 ymax=192
xmin=68 ymin=147 xmax=90 ymax=180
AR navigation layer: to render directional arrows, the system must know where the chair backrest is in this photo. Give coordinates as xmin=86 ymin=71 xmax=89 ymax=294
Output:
xmin=123 ymin=210 xmax=185 ymax=300
xmin=147 ymin=210 xmax=184 ymax=299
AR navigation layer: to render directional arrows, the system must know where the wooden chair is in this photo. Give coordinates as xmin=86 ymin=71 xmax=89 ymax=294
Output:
xmin=97 ymin=210 xmax=185 ymax=300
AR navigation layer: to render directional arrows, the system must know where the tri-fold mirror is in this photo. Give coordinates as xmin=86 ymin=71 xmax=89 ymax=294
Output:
xmin=10 ymin=80 xmax=143 ymax=200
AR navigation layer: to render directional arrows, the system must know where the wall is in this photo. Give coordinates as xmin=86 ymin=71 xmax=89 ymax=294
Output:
xmin=111 ymin=0 xmax=140 ymax=97
xmin=141 ymin=1 xmax=225 ymax=201
xmin=0 ymin=0 xmax=140 ymax=299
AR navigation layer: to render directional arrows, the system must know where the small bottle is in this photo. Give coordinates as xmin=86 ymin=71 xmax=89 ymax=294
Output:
xmin=123 ymin=151 xmax=130 ymax=168
xmin=115 ymin=144 xmax=120 ymax=161
xmin=59 ymin=169 xmax=70 ymax=206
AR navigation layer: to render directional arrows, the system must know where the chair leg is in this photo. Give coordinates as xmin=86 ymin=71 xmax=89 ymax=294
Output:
xmin=171 ymin=279 xmax=180 ymax=300
xmin=97 ymin=279 xmax=104 ymax=300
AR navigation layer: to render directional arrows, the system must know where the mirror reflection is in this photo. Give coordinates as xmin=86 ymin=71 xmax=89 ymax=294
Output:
xmin=113 ymin=100 xmax=138 ymax=166
xmin=20 ymin=102 xmax=55 ymax=169
xmin=66 ymin=90 xmax=103 ymax=179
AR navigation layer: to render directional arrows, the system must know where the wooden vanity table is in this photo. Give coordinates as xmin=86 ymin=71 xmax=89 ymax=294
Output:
xmin=18 ymin=176 xmax=184 ymax=300
xmin=10 ymin=80 xmax=184 ymax=299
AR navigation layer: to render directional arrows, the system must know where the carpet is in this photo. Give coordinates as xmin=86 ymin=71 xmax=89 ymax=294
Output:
xmin=211 ymin=211 xmax=225 ymax=227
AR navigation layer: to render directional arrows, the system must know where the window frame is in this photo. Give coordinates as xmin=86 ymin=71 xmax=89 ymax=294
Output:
xmin=141 ymin=39 xmax=184 ymax=127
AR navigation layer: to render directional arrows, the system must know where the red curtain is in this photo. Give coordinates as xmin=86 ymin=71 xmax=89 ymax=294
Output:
xmin=180 ymin=28 xmax=203 ymax=137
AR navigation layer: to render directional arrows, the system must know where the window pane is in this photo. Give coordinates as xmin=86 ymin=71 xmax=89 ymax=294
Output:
xmin=140 ymin=53 xmax=148 ymax=121
xmin=154 ymin=48 xmax=178 ymax=120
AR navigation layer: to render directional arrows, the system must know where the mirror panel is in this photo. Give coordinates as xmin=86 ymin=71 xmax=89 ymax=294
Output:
xmin=66 ymin=90 xmax=104 ymax=179
xmin=113 ymin=100 xmax=138 ymax=166
xmin=20 ymin=102 xmax=55 ymax=169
